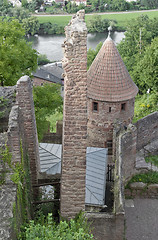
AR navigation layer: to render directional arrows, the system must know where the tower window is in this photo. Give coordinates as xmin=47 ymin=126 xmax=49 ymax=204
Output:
xmin=109 ymin=107 xmax=111 ymax=113
xmin=92 ymin=102 xmax=98 ymax=112
xmin=121 ymin=103 xmax=126 ymax=111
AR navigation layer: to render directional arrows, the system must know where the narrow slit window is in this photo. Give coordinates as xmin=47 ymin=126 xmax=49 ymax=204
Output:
xmin=121 ymin=103 xmax=126 ymax=111
xmin=109 ymin=107 xmax=111 ymax=112
xmin=107 ymin=140 xmax=113 ymax=155
xmin=92 ymin=102 xmax=98 ymax=112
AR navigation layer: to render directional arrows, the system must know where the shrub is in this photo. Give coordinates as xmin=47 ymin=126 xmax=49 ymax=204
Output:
xmin=38 ymin=54 xmax=51 ymax=65
xmin=23 ymin=212 xmax=94 ymax=240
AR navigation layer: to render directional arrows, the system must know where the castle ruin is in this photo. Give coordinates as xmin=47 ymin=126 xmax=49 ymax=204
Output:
xmin=0 ymin=9 xmax=158 ymax=240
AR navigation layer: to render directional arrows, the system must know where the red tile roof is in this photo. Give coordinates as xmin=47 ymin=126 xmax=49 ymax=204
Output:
xmin=87 ymin=36 xmax=138 ymax=102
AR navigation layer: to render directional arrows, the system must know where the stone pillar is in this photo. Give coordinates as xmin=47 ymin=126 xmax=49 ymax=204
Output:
xmin=60 ymin=10 xmax=87 ymax=219
xmin=16 ymin=76 xmax=40 ymax=196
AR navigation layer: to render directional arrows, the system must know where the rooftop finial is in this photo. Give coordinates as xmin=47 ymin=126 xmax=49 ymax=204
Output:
xmin=108 ymin=25 xmax=112 ymax=38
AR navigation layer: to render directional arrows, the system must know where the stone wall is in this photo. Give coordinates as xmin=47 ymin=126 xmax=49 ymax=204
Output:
xmin=113 ymin=123 xmax=137 ymax=184
xmin=16 ymin=76 xmax=40 ymax=196
xmin=60 ymin=10 xmax=87 ymax=219
xmin=135 ymin=112 xmax=158 ymax=151
xmin=113 ymin=112 xmax=158 ymax=185
xmin=0 ymin=123 xmax=17 ymax=240
xmin=87 ymin=212 xmax=125 ymax=240
xmin=0 ymin=76 xmax=40 ymax=239
xmin=87 ymin=97 xmax=135 ymax=148
xmin=125 ymin=182 xmax=158 ymax=198
xmin=0 ymin=86 xmax=16 ymax=133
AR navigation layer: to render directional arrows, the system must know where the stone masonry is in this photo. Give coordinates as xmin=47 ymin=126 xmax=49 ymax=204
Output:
xmin=16 ymin=76 xmax=40 ymax=196
xmin=0 ymin=76 xmax=41 ymax=239
xmin=60 ymin=10 xmax=87 ymax=219
xmin=87 ymin=98 xmax=135 ymax=148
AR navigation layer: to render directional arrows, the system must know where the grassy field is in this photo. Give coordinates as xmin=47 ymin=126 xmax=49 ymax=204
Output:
xmin=37 ymin=10 xmax=158 ymax=29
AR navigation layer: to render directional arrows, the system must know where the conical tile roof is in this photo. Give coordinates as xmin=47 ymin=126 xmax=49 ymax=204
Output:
xmin=87 ymin=36 xmax=138 ymax=102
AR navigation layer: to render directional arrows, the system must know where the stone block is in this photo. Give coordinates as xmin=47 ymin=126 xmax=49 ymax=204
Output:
xmin=130 ymin=182 xmax=147 ymax=190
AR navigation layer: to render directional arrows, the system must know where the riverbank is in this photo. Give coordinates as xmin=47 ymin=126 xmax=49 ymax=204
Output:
xmin=36 ymin=9 xmax=158 ymax=32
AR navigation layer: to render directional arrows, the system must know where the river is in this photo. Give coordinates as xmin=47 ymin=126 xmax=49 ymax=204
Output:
xmin=29 ymin=31 xmax=125 ymax=62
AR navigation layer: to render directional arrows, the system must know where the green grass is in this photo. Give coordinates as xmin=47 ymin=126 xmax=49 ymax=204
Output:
xmin=126 ymin=171 xmax=158 ymax=188
xmin=37 ymin=15 xmax=72 ymax=26
xmin=37 ymin=10 xmax=158 ymax=29
xmin=145 ymin=155 xmax=158 ymax=167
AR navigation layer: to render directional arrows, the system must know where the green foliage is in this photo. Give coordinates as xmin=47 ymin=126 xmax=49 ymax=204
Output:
xmin=87 ymin=15 xmax=116 ymax=33
xmin=39 ymin=22 xmax=64 ymax=35
xmin=0 ymin=0 xmax=13 ymax=16
xmin=126 ymin=171 xmax=158 ymax=188
xmin=0 ymin=145 xmax=12 ymax=185
xmin=87 ymin=41 xmax=103 ymax=69
xmin=22 ymin=16 xmax=40 ymax=36
xmin=33 ymin=83 xmax=63 ymax=141
xmin=118 ymin=15 xmax=158 ymax=71
xmin=118 ymin=15 xmax=158 ymax=93
xmin=23 ymin=212 xmax=94 ymax=240
xmin=9 ymin=6 xmax=31 ymax=22
xmin=145 ymin=155 xmax=158 ymax=167
xmin=0 ymin=96 xmax=8 ymax=118
xmin=47 ymin=110 xmax=63 ymax=132
xmin=133 ymin=92 xmax=158 ymax=122
xmin=38 ymin=54 xmax=51 ymax=66
xmin=131 ymin=37 xmax=158 ymax=93
xmin=0 ymin=19 xmax=38 ymax=86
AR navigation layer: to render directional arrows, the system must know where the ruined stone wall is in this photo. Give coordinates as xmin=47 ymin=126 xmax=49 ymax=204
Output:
xmin=114 ymin=112 xmax=158 ymax=185
xmin=87 ymin=212 xmax=125 ymax=240
xmin=60 ymin=10 xmax=87 ymax=219
xmin=135 ymin=112 xmax=158 ymax=151
xmin=0 ymin=76 xmax=40 ymax=239
xmin=87 ymin=98 xmax=135 ymax=147
xmin=0 ymin=132 xmax=17 ymax=240
xmin=113 ymin=123 xmax=137 ymax=184
xmin=16 ymin=76 xmax=40 ymax=194
xmin=0 ymin=86 xmax=16 ymax=133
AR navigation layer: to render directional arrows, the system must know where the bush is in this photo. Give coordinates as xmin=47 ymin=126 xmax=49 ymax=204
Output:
xmin=38 ymin=54 xmax=51 ymax=65
xmin=39 ymin=22 xmax=64 ymax=35
xmin=23 ymin=212 xmax=94 ymax=240
xmin=133 ymin=92 xmax=158 ymax=122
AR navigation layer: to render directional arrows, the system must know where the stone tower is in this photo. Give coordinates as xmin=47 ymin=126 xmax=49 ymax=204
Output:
xmin=87 ymin=35 xmax=138 ymax=149
xmin=60 ymin=10 xmax=87 ymax=219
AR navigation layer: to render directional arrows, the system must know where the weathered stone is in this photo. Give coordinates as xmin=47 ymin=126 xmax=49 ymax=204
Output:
xmin=60 ymin=10 xmax=87 ymax=219
xmin=148 ymin=184 xmax=158 ymax=190
xmin=130 ymin=182 xmax=147 ymax=189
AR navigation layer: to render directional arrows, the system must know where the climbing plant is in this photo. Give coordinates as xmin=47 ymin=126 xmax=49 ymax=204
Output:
xmin=0 ymin=143 xmax=32 ymax=237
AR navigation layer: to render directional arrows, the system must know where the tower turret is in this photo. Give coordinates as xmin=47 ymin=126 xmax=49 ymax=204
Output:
xmin=87 ymin=35 xmax=138 ymax=149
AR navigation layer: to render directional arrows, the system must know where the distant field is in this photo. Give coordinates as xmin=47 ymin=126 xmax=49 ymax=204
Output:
xmin=37 ymin=10 xmax=158 ymax=29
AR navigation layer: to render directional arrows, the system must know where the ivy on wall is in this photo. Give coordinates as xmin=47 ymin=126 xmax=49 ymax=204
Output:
xmin=0 ymin=142 xmax=32 ymax=239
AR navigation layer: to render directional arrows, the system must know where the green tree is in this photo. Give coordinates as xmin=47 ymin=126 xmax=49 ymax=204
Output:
xmin=0 ymin=20 xmax=38 ymax=86
xmin=22 ymin=16 xmax=40 ymax=36
xmin=9 ymin=6 xmax=31 ymax=21
xmin=111 ymin=0 xmax=128 ymax=11
xmin=0 ymin=0 xmax=13 ymax=16
xmin=87 ymin=15 xmax=112 ymax=33
xmin=118 ymin=15 xmax=158 ymax=72
xmin=87 ymin=42 xmax=103 ymax=69
xmin=132 ymin=37 xmax=158 ymax=92
xmin=33 ymin=84 xmax=63 ymax=141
